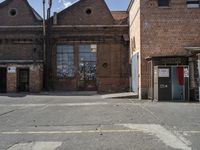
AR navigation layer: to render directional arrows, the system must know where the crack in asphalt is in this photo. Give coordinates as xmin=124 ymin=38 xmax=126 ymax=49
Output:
xmin=0 ymin=110 xmax=15 ymax=117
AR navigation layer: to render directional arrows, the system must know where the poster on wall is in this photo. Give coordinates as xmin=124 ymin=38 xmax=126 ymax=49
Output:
xmin=7 ymin=67 xmax=16 ymax=73
xmin=158 ymin=69 xmax=169 ymax=77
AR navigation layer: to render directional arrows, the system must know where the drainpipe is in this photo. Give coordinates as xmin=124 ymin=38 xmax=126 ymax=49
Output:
xmin=45 ymin=0 xmax=52 ymax=90
xmin=42 ymin=0 xmax=46 ymax=90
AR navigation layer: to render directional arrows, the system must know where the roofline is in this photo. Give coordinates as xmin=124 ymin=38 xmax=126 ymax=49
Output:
xmin=48 ymin=0 xmax=115 ymax=24
xmin=24 ymin=0 xmax=43 ymax=21
xmin=0 ymin=0 xmax=42 ymax=21
xmin=127 ymin=0 xmax=135 ymax=12
xmin=0 ymin=0 xmax=12 ymax=8
xmin=145 ymin=55 xmax=189 ymax=61
xmin=110 ymin=11 xmax=127 ymax=12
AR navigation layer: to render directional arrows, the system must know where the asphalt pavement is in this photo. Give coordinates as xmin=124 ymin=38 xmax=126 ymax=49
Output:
xmin=0 ymin=93 xmax=199 ymax=150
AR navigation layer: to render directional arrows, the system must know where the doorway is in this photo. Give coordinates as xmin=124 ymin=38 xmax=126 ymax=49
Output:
xmin=78 ymin=45 xmax=97 ymax=91
xmin=171 ymin=66 xmax=189 ymax=101
xmin=0 ymin=68 xmax=7 ymax=93
xmin=17 ymin=68 xmax=29 ymax=92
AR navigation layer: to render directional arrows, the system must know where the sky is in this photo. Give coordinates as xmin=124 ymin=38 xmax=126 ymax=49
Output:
xmin=0 ymin=0 xmax=130 ymax=17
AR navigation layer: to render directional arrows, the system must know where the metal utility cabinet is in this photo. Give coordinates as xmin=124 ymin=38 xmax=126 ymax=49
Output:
xmin=154 ymin=66 xmax=189 ymax=101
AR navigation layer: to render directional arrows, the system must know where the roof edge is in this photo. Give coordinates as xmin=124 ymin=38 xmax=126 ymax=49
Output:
xmin=127 ymin=0 xmax=134 ymax=12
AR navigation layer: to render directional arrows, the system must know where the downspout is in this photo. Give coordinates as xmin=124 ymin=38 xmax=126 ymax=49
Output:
xmin=45 ymin=0 xmax=52 ymax=90
xmin=42 ymin=0 xmax=46 ymax=90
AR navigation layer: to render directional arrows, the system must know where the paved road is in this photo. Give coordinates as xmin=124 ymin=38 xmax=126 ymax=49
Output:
xmin=0 ymin=93 xmax=199 ymax=150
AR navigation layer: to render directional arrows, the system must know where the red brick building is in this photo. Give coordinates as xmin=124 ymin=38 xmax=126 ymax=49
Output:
xmin=129 ymin=0 xmax=200 ymax=101
xmin=0 ymin=0 xmax=130 ymax=93
xmin=46 ymin=0 xmax=130 ymax=93
xmin=0 ymin=0 xmax=43 ymax=93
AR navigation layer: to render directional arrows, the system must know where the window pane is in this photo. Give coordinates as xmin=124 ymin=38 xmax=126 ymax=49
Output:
xmin=56 ymin=45 xmax=75 ymax=77
xmin=158 ymin=0 xmax=169 ymax=6
xmin=187 ymin=0 xmax=200 ymax=8
xmin=79 ymin=44 xmax=97 ymax=81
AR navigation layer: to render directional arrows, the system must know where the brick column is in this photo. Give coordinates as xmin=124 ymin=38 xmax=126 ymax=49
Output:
xmin=29 ymin=65 xmax=43 ymax=93
xmin=7 ymin=69 xmax=17 ymax=93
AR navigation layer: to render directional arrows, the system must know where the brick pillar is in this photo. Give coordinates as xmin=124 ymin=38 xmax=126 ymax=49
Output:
xmin=7 ymin=70 xmax=17 ymax=93
xmin=29 ymin=65 xmax=43 ymax=93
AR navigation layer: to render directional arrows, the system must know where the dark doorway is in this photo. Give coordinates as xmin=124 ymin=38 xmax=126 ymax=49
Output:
xmin=0 ymin=68 xmax=7 ymax=93
xmin=78 ymin=45 xmax=97 ymax=91
xmin=17 ymin=68 xmax=29 ymax=92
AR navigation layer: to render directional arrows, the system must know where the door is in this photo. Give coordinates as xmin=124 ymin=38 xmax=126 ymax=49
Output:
xmin=157 ymin=67 xmax=172 ymax=101
xmin=131 ymin=53 xmax=139 ymax=94
xmin=17 ymin=68 xmax=29 ymax=92
xmin=171 ymin=66 xmax=189 ymax=101
xmin=171 ymin=66 xmax=185 ymax=101
xmin=0 ymin=68 xmax=7 ymax=93
xmin=78 ymin=45 xmax=97 ymax=91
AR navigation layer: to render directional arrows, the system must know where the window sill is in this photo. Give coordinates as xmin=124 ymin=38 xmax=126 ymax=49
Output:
xmin=158 ymin=6 xmax=171 ymax=9
xmin=187 ymin=7 xmax=200 ymax=9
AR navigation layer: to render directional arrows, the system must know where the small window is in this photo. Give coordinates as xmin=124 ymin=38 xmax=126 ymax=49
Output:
xmin=9 ymin=8 xmax=17 ymax=17
xmin=85 ymin=8 xmax=92 ymax=15
xmin=187 ymin=0 xmax=200 ymax=8
xmin=56 ymin=45 xmax=75 ymax=78
xmin=158 ymin=0 xmax=170 ymax=7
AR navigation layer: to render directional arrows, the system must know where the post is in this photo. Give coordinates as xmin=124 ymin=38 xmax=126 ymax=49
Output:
xmin=45 ymin=0 xmax=52 ymax=90
xmin=42 ymin=0 xmax=47 ymax=90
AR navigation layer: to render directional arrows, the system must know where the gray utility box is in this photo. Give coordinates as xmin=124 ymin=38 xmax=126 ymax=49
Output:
xmin=154 ymin=66 xmax=189 ymax=101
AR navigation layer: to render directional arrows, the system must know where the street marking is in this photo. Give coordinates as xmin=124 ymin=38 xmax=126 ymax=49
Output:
xmin=0 ymin=102 xmax=139 ymax=107
xmin=1 ymin=129 xmax=142 ymax=135
xmin=7 ymin=142 xmax=62 ymax=150
xmin=0 ymin=103 xmax=108 ymax=107
xmin=122 ymin=124 xmax=191 ymax=150
xmin=0 ymin=124 xmax=192 ymax=150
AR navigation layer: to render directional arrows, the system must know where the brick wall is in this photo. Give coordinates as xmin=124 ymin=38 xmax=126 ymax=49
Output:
xmin=129 ymin=0 xmax=200 ymax=98
xmin=51 ymin=40 xmax=129 ymax=93
xmin=5 ymin=64 xmax=43 ymax=93
xmin=97 ymin=43 xmax=129 ymax=93
xmin=55 ymin=0 xmax=114 ymax=25
xmin=0 ymin=0 xmax=41 ymax=26
xmin=7 ymin=69 xmax=16 ymax=93
xmin=29 ymin=65 xmax=43 ymax=92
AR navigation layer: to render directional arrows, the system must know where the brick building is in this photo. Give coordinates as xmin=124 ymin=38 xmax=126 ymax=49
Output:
xmin=46 ymin=0 xmax=130 ymax=93
xmin=129 ymin=0 xmax=200 ymax=101
xmin=0 ymin=0 xmax=130 ymax=93
xmin=0 ymin=0 xmax=43 ymax=93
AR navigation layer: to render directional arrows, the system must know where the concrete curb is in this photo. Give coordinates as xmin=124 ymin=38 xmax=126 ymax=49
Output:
xmin=101 ymin=92 xmax=138 ymax=99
